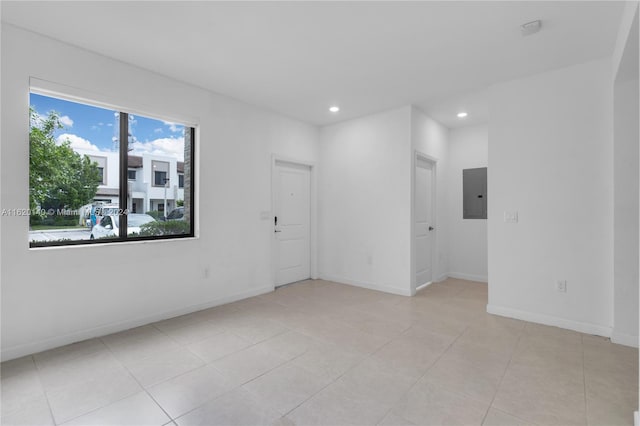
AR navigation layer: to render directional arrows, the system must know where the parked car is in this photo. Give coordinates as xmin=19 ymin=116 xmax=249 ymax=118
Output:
xmin=166 ymin=206 xmax=185 ymax=221
xmin=89 ymin=204 xmax=121 ymax=228
xmin=90 ymin=213 xmax=156 ymax=239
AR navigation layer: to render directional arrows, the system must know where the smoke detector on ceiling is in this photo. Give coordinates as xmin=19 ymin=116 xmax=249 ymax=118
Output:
xmin=521 ymin=20 xmax=542 ymax=36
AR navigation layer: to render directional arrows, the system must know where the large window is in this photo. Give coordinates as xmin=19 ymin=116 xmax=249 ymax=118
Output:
xmin=29 ymin=92 xmax=195 ymax=247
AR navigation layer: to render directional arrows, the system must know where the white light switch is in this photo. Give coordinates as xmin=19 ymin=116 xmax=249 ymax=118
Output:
xmin=260 ymin=211 xmax=272 ymax=220
xmin=504 ymin=211 xmax=518 ymax=223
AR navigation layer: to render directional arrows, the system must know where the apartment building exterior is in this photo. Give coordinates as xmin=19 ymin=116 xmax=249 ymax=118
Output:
xmin=75 ymin=148 xmax=185 ymax=214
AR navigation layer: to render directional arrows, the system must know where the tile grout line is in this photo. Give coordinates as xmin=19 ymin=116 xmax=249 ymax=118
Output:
xmin=581 ymin=334 xmax=589 ymax=426
xmin=478 ymin=324 xmax=525 ymax=425
xmin=278 ymin=324 xmax=405 ymax=421
xmin=150 ymin=322 xmax=228 ymax=364
xmin=126 ymin=299 xmax=339 ymax=423
xmin=27 ymin=354 xmax=59 ymax=426
xmin=34 ymin=344 xmax=138 ymax=425
xmin=374 ymin=324 xmax=471 ymax=425
xmin=372 ymin=285 xmax=489 ymax=423
xmin=278 ymin=342 xmax=373 ymax=418
xmin=161 ymin=312 xmax=318 ymax=423
xmin=144 ymin=320 xmax=295 ymax=422
xmin=170 ymin=346 xmax=309 ymax=423
xmin=46 ymin=337 xmax=167 ymax=426
xmin=242 ymin=346 xmax=330 ymax=420
xmin=98 ymin=335 xmax=175 ymax=425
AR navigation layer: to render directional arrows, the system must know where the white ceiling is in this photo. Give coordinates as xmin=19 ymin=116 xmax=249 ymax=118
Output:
xmin=1 ymin=1 xmax=625 ymax=128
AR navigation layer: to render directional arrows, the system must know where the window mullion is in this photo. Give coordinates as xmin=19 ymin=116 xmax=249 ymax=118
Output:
xmin=118 ymin=112 xmax=129 ymax=239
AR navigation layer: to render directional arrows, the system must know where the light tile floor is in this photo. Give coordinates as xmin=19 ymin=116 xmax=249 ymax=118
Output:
xmin=1 ymin=279 xmax=637 ymax=426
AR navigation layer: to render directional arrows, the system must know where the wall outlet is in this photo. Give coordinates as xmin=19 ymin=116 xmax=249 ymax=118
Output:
xmin=203 ymin=267 xmax=210 ymax=279
xmin=504 ymin=211 xmax=519 ymax=223
xmin=556 ymin=280 xmax=567 ymax=293
xmin=366 ymin=254 xmax=373 ymax=265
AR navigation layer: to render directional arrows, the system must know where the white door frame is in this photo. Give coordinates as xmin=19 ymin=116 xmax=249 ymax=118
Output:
xmin=271 ymin=155 xmax=318 ymax=288
xmin=411 ymin=150 xmax=438 ymax=296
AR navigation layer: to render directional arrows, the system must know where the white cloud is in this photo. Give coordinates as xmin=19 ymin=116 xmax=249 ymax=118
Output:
xmin=56 ymin=133 xmax=100 ymax=152
xmin=154 ymin=128 xmax=163 ymax=133
xmin=59 ymin=115 xmax=74 ymax=128
xmin=163 ymin=121 xmax=182 ymax=133
xmin=129 ymin=137 xmax=185 ymax=161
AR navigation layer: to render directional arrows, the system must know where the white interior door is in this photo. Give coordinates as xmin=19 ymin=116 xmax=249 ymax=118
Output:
xmin=415 ymin=157 xmax=434 ymax=287
xmin=274 ymin=161 xmax=311 ymax=286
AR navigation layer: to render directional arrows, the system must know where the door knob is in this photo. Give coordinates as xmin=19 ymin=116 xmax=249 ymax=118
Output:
xmin=428 ymin=226 xmax=435 ymax=231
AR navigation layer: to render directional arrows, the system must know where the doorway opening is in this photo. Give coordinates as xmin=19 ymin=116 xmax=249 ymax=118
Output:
xmin=412 ymin=152 xmax=437 ymax=294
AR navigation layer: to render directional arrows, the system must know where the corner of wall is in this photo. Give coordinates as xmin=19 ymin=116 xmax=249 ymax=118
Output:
xmin=611 ymin=329 xmax=640 ymax=348
xmin=612 ymin=1 xmax=640 ymax=80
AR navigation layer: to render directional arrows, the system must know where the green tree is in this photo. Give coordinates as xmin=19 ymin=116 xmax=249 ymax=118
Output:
xmin=29 ymin=108 xmax=102 ymax=212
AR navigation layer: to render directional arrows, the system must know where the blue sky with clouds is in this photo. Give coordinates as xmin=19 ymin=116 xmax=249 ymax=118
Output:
xmin=30 ymin=93 xmax=186 ymax=161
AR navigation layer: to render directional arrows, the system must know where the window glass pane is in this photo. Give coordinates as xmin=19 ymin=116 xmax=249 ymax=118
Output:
xmin=29 ymin=93 xmax=120 ymax=244
xmin=154 ymin=170 xmax=168 ymax=186
xmin=29 ymin=92 xmax=194 ymax=246
xmin=128 ymin=115 xmax=192 ymax=235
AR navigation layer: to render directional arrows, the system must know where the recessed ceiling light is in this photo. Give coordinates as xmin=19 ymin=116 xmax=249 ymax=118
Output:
xmin=457 ymin=112 xmax=468 ymax=118
xmin=329 ymin=106 xmax=340 ymax=113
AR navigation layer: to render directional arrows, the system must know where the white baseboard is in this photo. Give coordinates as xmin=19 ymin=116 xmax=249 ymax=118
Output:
xmin=486 ymin=304 xmax=612 ymax=338
xmin=416 ymin=281 xmax=433 ymax=292
xmin=319 ymin=274 xmax=412 ymax=296
xmin=1 ymin=285 xmax=274 ymax=362
xmin=435 ymin=273 xmax=449 ymax=283
xmin=447 ymin=272 xmax=488 ymax=283
xmin=611 ymin=330 xmax=639 ymax=348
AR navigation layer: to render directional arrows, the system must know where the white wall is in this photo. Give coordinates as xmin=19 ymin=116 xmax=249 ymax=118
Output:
xmin=0 ymin=24 xmax=319 ymax=360
xmin=318 ymin=106 xmax=413 ymax=295
xmin=487 ymin=58 xmax=614 ymax=337
xmin=411 ymin=107 xmax=450 ymax=286
xmin=612 ymin=4 xmax=639 ymax=347
xmin=447 ymin=125 xmax=488 ymax=282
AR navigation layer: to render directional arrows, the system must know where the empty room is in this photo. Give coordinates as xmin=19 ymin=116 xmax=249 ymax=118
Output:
xmin=1 ymin=1 xmax=638 ymax=426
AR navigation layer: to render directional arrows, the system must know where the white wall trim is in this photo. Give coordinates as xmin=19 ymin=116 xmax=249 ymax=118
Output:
xmin=448 ymin=272 xmax=488 ymax=283
xmin=320 ymin=274 xmax=412 ymax=297
xmin=1 ymin=285 xmax=274 ymax=362
xmin=486 ymin=304 xmax=613 ymax=338
xmin=415 ymin=281 xmax=433 ymax=292
xmin=435 ymin=273 xmax=448 ymax=283
xmin=611 ymin=330 xmax=639 ymax=348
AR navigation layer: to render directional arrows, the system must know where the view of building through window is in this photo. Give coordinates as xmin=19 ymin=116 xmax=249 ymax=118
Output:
xmin=29 ymin=92 xmax=194 ymax=246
